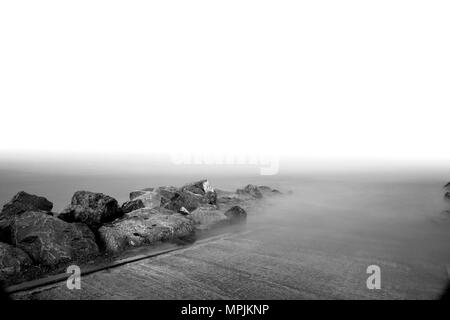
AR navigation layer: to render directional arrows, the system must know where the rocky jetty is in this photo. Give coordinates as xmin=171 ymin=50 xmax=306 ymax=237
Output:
xmin=0 ymin=180 xmax=282 ymax=284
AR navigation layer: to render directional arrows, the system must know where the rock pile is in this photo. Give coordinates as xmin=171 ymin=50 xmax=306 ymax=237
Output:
xmin=0 ymin=180 xmax=282 ymax=282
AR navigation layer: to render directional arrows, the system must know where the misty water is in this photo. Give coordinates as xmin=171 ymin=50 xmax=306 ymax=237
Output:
xmin=1 ymin=168 xmax=450 ymax=298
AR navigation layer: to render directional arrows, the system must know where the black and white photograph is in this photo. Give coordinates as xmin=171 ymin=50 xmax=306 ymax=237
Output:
xmin=0 ymin=0 xmax=449 ymax=310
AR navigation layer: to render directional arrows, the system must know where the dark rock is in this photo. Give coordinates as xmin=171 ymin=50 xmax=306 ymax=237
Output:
xmin=236 ymin=184 xmax=263 ymax=199
xmin=0 ymin=191 xmax=54 ymax=244
xmin=444 ymin=182 xmax=450 ymax=189
xmin=156 ymin=186 xmax=179 ymax=206
xmin=164 ymin=190 xmax=214 ymax=212
xmin=224 ymin=206 xmax=247 ymax=223
xmin=445 ymin=192 xmax=450 ymax=201
xmin=0 ymin=242 xmax=33 ymax=279
xmin=181 ymin=179 xmax=215 ymax=195
xmin=98 ymin=209 xmax=195 ymax=252
xmin=1 ymin=191 xmax=53 ymax=218
xmin=58 ymin=191 xmax=122 ymax=230
xmin=10 ymin=211 xmax=98 ymax=267
xmin=121 ymin=199 xmax=145 ymax=214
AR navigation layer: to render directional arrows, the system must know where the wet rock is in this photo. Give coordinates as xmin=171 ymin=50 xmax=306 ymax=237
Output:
xmin=236 ymin=184 xmax=263 ymax=199
xmin=130 ymin=188 xmax=154 ymax=201
xmin=0 ymin=242 xmax=32 ymax=279
xmin=58 ymin=191 xmax=122 ymax=230
xmin=0 ymin=191 xmax=54 ymax=244
xmin=11 ymin=211 xmax=98 ymax=267
xmin=189 ymin=206 xmax=229 ymax=230
xmin=156 ymin=186 xmax=179 ymax=206
xmin=1 ymin=191 xmax=53 ymax=218
xmin=164 ymin=190 xmax=213 ymax=212
xmin=98 ymin=210 xmax=195 ymax=252
xmin=181 ymin=179 xmax=215 ymax=195
xmin=121 ymin=199 xmax=145 ymax=214
xmin=224 ymin=206 xmax=247 ymax=223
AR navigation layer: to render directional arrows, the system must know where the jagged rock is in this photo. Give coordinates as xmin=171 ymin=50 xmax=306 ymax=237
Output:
xmin=0 ymin=242 xmax=33 ymax=279
xmin=10 ymin=211 xmax=98 ymax=267
xmin=128 ymin=186 xmax=178 ymax=209
xmin=156 ymin=186 xmax=179 ymax=206
xmin=0 ymin=191 xmax=54 ymax=244
xmin=98 ymin=210 xmax=195 ymax=253
xmin=130 ymin=188 xmax=154 ymax=200
xmin=162 ymin=180 xmax=218 ymax=213
xmin=181 ymin=179 xmax=215 ymax=195
xmin=121 ymin=199 xmax=145 ymax=214
xmin=164 ymin=190 xmax=214 ymax=212
xmin=1 ymin=191 xmax=53 ymax=218
xmin=224 ymin=206 xmax=247 ymax=223
xmin=58 ymin=191 xmax=122 ymax=229
xmin=236 ymin=184 xmax=263 ymax=199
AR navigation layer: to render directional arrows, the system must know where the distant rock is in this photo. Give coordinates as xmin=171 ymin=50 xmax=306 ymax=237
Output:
xmin=98 ymin=209 xmax=195 ymax=253
xmin=58 ymin=191 xmax=122 ymax=230
xmin=164 ymin=190 xmax=214 ymax=212
xmin=121 ymin=199 xmax=145 ymax=214
xmin=0 ymin=242 xmax=32 ymax=279
xmin=224 ymin=206 xmax=247 ymax=223
xmin=1 ymin=191 xmax=53 ymax=218
xmin=444 ymin=182 xmax=450 ymax=189
xmin=445 ymin=192 xmax=450 ymax=201
xmin=11 ymin=211 xmax=98 ymax=267
xmin=236 ymin=184 xmax=263 ymax=199
xmin=181 ymin=179 xmax=215 ymax=195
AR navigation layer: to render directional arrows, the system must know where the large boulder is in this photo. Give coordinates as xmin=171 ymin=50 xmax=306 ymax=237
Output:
xmin=1 ymin=191 xmax=53 ymax=218
xmin=188 ymin=206 xmax=229 ymax=230
xmin=181 ymin=179 xmax=217 ymax=205
xmin=98 ymin=209 xmax=195 ymax=253
xmin=224 ymin=206 xmax=247 ymax=223
xmin=58 ymin=191 xmax=122 ymax=229
xmin=0 ymin=242 xmax=33 ymax=279
xmin=0 ymin=191 xmax=53 ymax=243
xmin=163 ymin=190 xmax=214 ymax=213
xmin=162 ymin=180 xmax=218 ymax=213
xmin=128 ymin=186 xmax=178 ymax=209
xmin=10 ymin=211 xmax=98 ymax=267
xmin=121 ymin=199 xmax=145 ymax=214
xmin=181 ymin=179 xmax=215 ymax=195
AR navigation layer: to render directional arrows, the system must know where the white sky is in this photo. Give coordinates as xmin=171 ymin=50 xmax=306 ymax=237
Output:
xmin=1 ymin=1 xmax=449 ymax=164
